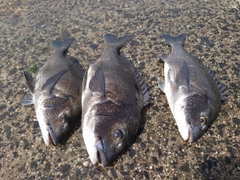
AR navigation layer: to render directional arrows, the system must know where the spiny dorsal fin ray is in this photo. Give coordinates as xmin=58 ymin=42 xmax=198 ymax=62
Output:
xmin=192 ymin=55 xmax=227 ymax=101
xmin=206 ymin=66 xmax=227 ymax=101
xmin=120 ymin=53 xmax=150 ymax=106
xmin=68 ymin=57 xmax=85 ymax=78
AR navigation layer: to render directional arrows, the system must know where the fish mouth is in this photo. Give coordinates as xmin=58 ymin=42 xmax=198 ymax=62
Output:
xmin=179 ymin=124 xmax=194 ymax=143
xmin=96 ymin=140 xmax=109 ymax=167
xmin=186 ymin=125 xmax=194 ymax=143
xmin=47 ymin=125 xmax=58 ymax=145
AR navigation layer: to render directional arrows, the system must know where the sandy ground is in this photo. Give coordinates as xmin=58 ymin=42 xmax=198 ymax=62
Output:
xmin=0 ymin=0 xmax=239 ymax=179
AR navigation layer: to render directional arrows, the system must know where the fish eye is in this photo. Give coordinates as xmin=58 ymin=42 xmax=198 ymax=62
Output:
xmin=200 ymin=116 xmax=207 ymax=125
xmin=59 ymin=114 xmax=65 ymax=123
xmin=114 ymin=129 xmax=123 ymax=141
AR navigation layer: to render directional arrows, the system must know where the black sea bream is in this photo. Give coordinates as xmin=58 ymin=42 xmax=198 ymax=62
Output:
xmin=158 ymin=34 xmax=226 ymax=143
xmin=21 ymin=38 xmax=84 ymax=145
xmin=81 ymin=34 xmax=149 ymax=166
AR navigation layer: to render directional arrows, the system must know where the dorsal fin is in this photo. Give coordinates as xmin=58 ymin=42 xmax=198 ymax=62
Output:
xmin=206 ymin=66 xmax=227 ymax=101
xmin=68 ymin=57 xmax=85 ymax=76
xmin=120 ymin=53 xmax=150 ymax=106
xmin=192 ymin=55 xmax=227 ymax=101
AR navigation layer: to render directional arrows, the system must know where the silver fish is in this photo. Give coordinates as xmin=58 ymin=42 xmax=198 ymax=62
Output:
xmin=81 ymin=34 xmax=149 ymax=166
xmin=158 ymin=34 xmax=227 ymax=143
xmin=21 ymin=38 xmax=84 ymax=145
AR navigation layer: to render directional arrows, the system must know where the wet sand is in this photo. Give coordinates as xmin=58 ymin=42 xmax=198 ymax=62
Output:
xmin=0 ymin=0 xmax=239 ymax=179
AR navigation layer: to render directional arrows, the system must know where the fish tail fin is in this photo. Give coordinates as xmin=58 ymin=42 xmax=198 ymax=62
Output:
xmin=163 ymin=34 xmax=187 ymax=46
xmin=104 ymin=34 xmax=134 ymax=49
xmin=52 ymin=38 xmax=75 ymax=53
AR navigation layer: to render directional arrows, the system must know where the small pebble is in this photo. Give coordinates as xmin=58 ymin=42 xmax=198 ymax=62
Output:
xmin=83 ymin=161 xmax=90 ymax=167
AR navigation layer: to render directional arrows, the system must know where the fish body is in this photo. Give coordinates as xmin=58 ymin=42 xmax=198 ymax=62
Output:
xmin=21 ymin=38 xmax=84 ymax=145
xmin=82 ymin=34 xmax=149 ymax=166
xmin=158 ymin=34 xmax=226 ymax=142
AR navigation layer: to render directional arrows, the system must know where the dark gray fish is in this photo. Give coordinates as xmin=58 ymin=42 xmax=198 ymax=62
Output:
xmin=21 ymin=38 xmax=84 ymax=146
xmin=158 ymin=34 xmax=227 ymax=143
xmin=81 ymin=34 xmax=149 ymax=166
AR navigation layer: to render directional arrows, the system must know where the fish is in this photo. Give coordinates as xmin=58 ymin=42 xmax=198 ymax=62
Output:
xmin=158 ymin=34 xmax=227 ymax=143
xmin=21 ymin=38 xmax=84 ymax=146
xmin=81 ymin=34 xmax=149 ymax=167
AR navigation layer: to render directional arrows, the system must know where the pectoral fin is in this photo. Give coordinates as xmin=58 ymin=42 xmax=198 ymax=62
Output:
xmin=175 ymin=60 xmax=190 ymax=89
xmin=23 ymin=71 xmax=35 ymax=93
xmin=158 ymin=80 xmax=166 ymax=93
xmin=168 ymin=60 xmax=190 ymax=90
xmin=159 ymin=54 xmax=169 ymax=63
xmin=21 ymin=93 xmax=34 ymax=105
xmin=89 ymin=67 xmax=105 ymax=96
xmin=82 ymin=69 xmax=88 ymax=92
xmin=41 ymin=69 xmax=68 ymax=95
xmin=21 ymin=71 xmax=35 ymax=105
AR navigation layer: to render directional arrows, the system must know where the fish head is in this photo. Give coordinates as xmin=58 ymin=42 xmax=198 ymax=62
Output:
xmin=83 ymin=109 xmax=139 ymax=167
xmin=47 ymin=108 xmax=71 ymax=145
xmin=174 ymin=94 xmax=219 ymax=143
xmin=96 ymin=115 xmax=130 ymax=166
xmin=37 ymin=97 xmax=80 ymax=146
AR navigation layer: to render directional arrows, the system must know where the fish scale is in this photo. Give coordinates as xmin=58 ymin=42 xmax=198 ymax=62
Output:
xmin=158 ymin=34 xmax=226 ymax=143
xmin=81 ymin=33 xmax=149 ymax=167
xmin=21 ymin=38 xmax=84 ymax=146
